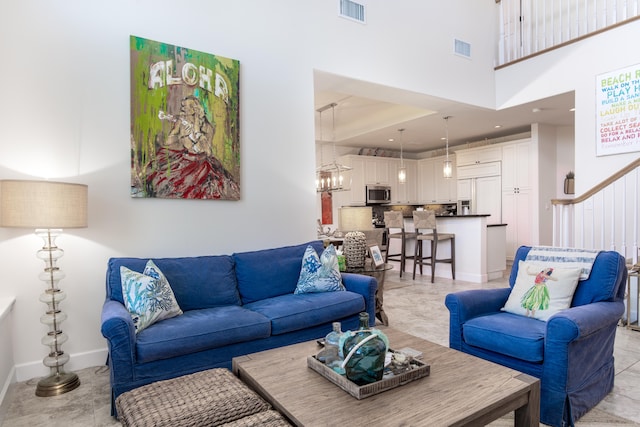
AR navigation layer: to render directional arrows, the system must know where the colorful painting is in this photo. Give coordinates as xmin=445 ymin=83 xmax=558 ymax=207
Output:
xmin=596 ymin=63 xmax=640 ymax=157
xmin=130 ymin=36 xmax=240 ymax=199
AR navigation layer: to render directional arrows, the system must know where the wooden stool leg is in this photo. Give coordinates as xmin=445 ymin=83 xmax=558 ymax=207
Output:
xmin=413 ymin=237 xmax=421 ymax=280
xmin=418 ymin=240 xmax=423 ymax=276
xmin=431 ymin=239 xmax=437 ymax=283
xmin=399 ymin=235 xmax=405 ymax=278
xmin=450 ymin=237 xmax=455 ymax=280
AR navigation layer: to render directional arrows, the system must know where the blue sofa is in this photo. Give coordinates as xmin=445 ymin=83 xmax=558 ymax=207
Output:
xmin=445 ymin=246 xmax=627 ymax=427
xmin=101 ymin=240 xmax=377 ymax=415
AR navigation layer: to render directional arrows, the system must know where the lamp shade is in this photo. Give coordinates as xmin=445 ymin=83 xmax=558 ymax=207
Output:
xmin=0 ymin=180 xmax=88 ymax=229
xmin=338 ymin=207 xmax=373 ymax=231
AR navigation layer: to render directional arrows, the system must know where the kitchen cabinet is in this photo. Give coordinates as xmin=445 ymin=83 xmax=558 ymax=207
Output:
xmin=364 ymin=156 xmax=391 ymax=185
xmin=501 ymin=141 xmax=533 ymax=191
xmin=457 ymin=175 xmax=502 ymax=225
xmin=457 ymin=179 xmax=471 ymax=200
xmin=456 ymin=161 xmax=501 ymax=223
xmin=336 ymin=154 xmax=400 ymax=205
xmin=417 ymin=155 xmax=456 ymax=203
xmin=390 ymin=158 xmax=418 ymax=204
xmin=455 ymin=145 xmax=502 ymax=166
xmin=435 ymin=156 xmax=457 ymax=202
xmin=336 ymin=155 xmax=366 ymax=205
xmin=501 ymin=139 xmax=536 ymax=258
xmin=502 ymin=187 xmax=533 ymax=256
xmin=474 ymin=175 xmax=502 ymax=225
xmin=418 ymin=158 xmax=436 ymax=203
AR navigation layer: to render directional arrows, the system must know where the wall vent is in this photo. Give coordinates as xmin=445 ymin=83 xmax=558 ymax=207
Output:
xmin=454 ymin=39 xmax=471 ymax=58
xmin=339 ymin=0 xmax=366 ymax=23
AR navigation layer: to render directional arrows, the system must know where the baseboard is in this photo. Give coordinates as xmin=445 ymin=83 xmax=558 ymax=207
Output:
xmin=0 ymin=366 xmax=16 ymax=425
xmin=14 ymin=348 xmax=109 ymax=382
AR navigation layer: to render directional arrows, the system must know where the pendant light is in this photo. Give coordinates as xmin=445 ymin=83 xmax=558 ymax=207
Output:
xmin=398 ymin=128 xmax=406 ymax=183
xmin=443 ymin=116 xmax=452 ymax=179
xmin=316 ymin=103 xmax=352 ymax=192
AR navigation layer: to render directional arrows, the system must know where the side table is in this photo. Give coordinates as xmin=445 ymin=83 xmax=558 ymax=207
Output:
xmin=344 ymin=263 xmax=393 ymax=326
xmin=626 ymin=269 xmax=640 ymax=330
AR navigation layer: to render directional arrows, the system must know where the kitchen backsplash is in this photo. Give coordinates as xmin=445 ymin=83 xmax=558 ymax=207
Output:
xmin=372 ymin=203 xmax=457 ymax=223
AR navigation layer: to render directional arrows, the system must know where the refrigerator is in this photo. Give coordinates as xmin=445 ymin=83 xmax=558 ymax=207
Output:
xmin=456 ymin=162 xmax=502 ymax=225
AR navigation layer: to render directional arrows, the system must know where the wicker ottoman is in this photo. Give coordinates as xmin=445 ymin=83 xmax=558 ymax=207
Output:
xmin=115 ymin=368 xmax=290 ymax=427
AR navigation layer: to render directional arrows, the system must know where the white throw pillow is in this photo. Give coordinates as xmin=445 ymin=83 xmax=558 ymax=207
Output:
xmin=502 ymin=260 xmax=581 ymax=321
xmin=120 ymin=260 xmax=183 ymax=333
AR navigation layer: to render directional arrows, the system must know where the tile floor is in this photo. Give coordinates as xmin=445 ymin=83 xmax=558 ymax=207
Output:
xmin=1 ymin=269 xmax=640 ymax=426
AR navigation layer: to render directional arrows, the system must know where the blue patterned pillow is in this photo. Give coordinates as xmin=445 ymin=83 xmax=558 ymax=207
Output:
xmin=295 ymin=245 xmax=345 ymax=294
xmin=120 ymin=260 xmax=183 ymax=333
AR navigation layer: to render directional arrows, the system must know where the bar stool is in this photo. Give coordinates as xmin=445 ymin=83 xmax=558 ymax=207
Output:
xmin=383 ymin=211 xmax=414 ymax=277
xmin=412 ymin=210 xmax=455 ymax=283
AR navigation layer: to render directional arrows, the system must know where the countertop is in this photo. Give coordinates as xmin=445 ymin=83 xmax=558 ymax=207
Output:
xmin=435 ymin=214 xmax=490 ymax=218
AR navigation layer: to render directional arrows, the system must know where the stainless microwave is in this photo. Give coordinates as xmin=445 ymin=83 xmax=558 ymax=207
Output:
xmin=366 ymin=185 xmax=391 ymax=204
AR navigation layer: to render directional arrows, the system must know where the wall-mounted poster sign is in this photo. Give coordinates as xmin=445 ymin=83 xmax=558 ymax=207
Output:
xmin=130 ymin=36 xmax=240 ymax=200
xmin=596 ymin=63 xmax=640 ymax=157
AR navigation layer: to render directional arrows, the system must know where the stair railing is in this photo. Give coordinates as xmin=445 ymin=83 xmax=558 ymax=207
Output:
xmin=551 ymin=157 xmax=640 ymax=265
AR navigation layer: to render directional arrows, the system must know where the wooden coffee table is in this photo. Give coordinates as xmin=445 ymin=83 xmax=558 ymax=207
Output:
xmin=232 ymin=328 xmax=540 ymax=426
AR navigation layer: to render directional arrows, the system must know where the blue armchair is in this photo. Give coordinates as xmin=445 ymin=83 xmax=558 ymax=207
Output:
xmin=445 ymin=246 xmax=627 ymax=427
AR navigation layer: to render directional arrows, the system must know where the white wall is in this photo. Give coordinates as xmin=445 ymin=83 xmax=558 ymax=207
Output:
xmin=0 ymin=0 xmax=500 ymax=382
xmin=556 ymin=126 xmax=576 ymax=198
xmin=495 ymin=21 xmax=640 ymax=194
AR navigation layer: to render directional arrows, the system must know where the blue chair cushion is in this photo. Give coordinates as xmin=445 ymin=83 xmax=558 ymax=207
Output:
xmin=244 ymin=291 xmax=365 ymax=335
xmin=135 ymin=305 xmax=270 ymax=363
xmin=463 ymin=312 xmax=546 ymax=362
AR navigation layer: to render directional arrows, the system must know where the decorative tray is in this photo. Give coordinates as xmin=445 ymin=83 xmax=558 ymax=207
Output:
xmin=307 ymin=350 xmax=430 ymax=400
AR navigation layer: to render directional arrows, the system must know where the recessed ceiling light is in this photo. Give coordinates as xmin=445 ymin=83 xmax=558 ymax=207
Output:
xmin=532 ymin=107 xmax=542 ymax=113
xmin=569 ymin=107 xmax=575 ymax=112
xmin=494 ymin=125 xmax=502 ymax=129
xmin=388 ymin=138 xmax=394 ymax=142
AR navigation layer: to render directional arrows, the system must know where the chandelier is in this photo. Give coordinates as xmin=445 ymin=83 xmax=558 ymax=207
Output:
xmin=316 ymin=103 xmax=352 ymax=192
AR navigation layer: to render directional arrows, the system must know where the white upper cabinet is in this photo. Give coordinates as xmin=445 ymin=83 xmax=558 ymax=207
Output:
xmin=363 ymin=156 xmax=391 ymax=185
xmin=455 ymin=145 xmax=502 ymax=166
xmin=501 ymin=140 xmax=533 ymax=191
xmin=391 ymin=158 xmax=418 ymax=204
xmin=417 ymin=155 xmax=456 ymax=203
xmin=337 ymin=155 xmax=366 ymax=205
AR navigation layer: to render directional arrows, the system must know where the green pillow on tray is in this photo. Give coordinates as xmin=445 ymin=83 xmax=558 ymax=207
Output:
xmin=295 ymin=244 xmax=345 ymax=294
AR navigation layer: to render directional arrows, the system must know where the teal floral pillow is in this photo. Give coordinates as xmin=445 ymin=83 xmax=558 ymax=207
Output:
xmin=295 ymin=245 xmax=345 ymax=294
xmin=120 ymin=260 xmax=183 ymax=333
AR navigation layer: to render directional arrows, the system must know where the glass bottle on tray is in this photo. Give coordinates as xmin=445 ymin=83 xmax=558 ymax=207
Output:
xmin=317 ymin=322 xmax=345 ymax=374
xmin=340 ymin=312 xmax=388 ymax=385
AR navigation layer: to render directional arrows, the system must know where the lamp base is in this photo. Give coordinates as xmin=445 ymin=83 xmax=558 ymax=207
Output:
xmin=35 ymin=371 xmax=80 ymax=397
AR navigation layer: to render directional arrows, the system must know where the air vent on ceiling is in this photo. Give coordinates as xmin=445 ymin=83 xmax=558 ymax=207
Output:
xmin=454 ymin=39 xmax=471 ymax=58
xmin=339 ymin=0 xmax=366 ymax=23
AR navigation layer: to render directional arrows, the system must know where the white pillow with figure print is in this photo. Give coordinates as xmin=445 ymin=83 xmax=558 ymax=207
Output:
xmin=502 ymin=260 xmax=582 ymax=321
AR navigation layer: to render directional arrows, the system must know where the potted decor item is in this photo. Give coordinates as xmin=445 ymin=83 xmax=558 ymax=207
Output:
xmin=340 ymin=312 xmax=388 ymax=385
xmin=344 ymin=231 xmax=367 ymax=268
xmin=564 ymin=171 xmax=575 ymax=195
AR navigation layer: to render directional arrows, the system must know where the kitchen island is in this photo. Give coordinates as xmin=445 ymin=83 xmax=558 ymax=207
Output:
xmin=386 ymin=214 xmax=506 ymax=283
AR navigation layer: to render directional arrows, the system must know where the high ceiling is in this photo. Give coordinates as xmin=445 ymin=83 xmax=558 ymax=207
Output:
xmin=314 ymin=72 xmax=575 ymax=154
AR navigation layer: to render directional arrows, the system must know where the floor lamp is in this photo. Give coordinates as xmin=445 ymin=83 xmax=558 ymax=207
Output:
xmin=0 ymin=180 xmax=88 ymax=396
